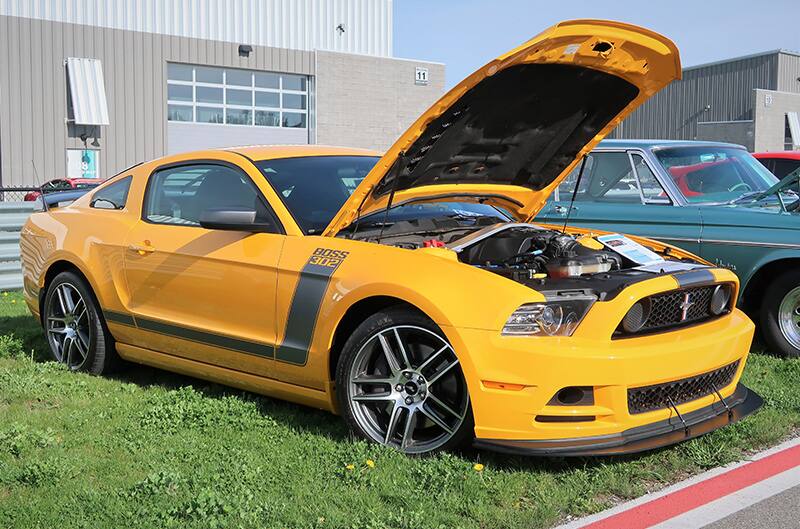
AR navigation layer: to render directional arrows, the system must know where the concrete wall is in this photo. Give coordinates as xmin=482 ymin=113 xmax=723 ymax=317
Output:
xmin=753 ymin=89 xmax=800 ymax=152
xmin=696 ymin=120 xmax=754 ymax=151
xmin=0 ymin=14 xmax=314 ymax=186
xmin=315 ymin=50 xmax=445 ymax=152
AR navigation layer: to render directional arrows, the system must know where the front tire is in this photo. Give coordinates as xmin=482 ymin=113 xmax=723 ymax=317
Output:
xmin=43 ymin=271 xmax=119 ymax=373
xmin=336 ymin=308 xmax=473 ymax=455
xmin=760 ymin=270 xmax=800 ymax=358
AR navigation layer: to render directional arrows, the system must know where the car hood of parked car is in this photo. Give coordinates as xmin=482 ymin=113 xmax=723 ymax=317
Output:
xmin=322 ymin=19 xmax=682 ymax=237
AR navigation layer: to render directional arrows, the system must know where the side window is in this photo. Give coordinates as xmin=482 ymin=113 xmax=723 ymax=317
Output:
xmin=143 ymin=163 xmax=281 ymax=231
xmin=562 ymin=152 xmax=642 ymax=203
xmin=773 ymin=159 xmax=800 ymax=179
xmin=631 ymin=154 xmax=670 ymax=203
xmin=90 ymin=176 xmax=132 ymax=210
xmin=555 ymin=155 xmax=595 ymax=201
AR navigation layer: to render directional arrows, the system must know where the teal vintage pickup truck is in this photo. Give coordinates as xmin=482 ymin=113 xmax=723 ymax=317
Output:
xmin=537 ymin=139 xmax=800 ymax=357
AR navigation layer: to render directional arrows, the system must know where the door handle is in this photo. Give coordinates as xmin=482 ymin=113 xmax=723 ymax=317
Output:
xmin=128 ymin=242 xmax=155 ymax=255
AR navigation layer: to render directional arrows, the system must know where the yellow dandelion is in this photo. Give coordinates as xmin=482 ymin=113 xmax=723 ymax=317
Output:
xmin=366 ymin=459 xmax=375 ymax=468
xmin=345 ymin=464 xmax=355 ymax=471
xmin=473 ymin=463 xmax=485 ymax=472
xmin=11 ymin=299 xmax=16 ymax=304
xmin=2 ymin=292 xmax=7 ymax=296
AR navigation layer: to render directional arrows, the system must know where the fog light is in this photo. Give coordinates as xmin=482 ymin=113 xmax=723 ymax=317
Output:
xmin=548 ymin=386 xmax=594 ymax=406
xmin=710 ymin=285 xmax=732 ymax=315
xmin=622 ymin=299 xmax=651 ymax=333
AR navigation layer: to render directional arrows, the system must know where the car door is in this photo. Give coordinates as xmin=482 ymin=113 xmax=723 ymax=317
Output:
xmin=122 ymin=159 xmax=285 ymax=379
xmin=537 ymin=150 xmax=702 ymax=255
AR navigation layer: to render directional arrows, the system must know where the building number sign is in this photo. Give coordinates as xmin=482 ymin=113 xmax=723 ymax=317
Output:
xmin=415 ymin=67 xmax=429 ymax=85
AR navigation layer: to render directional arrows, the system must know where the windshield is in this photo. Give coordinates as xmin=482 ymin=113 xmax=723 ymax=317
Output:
xmin=354 ymin=201 xmax=510 ymax=230
xmin=653 ymin=146 xmax=778 ymax=204
xmin=256 ymin=156 xmax=380 ymax=234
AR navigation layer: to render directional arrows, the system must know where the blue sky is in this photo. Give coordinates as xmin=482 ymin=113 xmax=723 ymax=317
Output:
xmin=394 ymin=0 xmax=800 ymax=88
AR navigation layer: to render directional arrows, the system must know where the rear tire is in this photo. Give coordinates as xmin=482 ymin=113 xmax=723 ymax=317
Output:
xmin=335 ymin=307 xmax=473 ymax=455
xmin=43 ymin=271 xmax=119 ymax=373
xmin=760 ymin=270 xmax=800 ymax=358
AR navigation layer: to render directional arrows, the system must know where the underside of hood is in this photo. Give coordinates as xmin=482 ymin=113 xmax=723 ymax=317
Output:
xmin=323 ymin=19 xmax=682 ymax=237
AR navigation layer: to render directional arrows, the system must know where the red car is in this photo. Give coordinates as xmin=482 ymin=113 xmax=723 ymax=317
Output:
xmin=24 ymin=178 xmax=103 ymax=201
xmin=753 ymin=151 xmax=800 ymax=179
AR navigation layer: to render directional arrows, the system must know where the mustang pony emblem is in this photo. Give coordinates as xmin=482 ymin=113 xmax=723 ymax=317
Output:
xmin=679 ymin=292 xmax=695 ymax=321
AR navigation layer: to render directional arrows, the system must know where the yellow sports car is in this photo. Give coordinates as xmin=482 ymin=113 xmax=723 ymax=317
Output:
xmin=21 ymin=20 xmax=761 ymax=456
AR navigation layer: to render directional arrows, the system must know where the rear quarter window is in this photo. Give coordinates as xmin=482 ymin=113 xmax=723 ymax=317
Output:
xmin=90 ymin=176 xmax=132 ymax=210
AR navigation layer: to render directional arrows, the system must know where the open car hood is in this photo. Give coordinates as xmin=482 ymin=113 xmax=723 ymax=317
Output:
xmin=322 ymin=19 xmax=681 ymax=237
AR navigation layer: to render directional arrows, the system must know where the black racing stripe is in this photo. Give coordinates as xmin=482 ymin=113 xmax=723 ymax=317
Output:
xmin=275 ymin=257 xmax=344 ymax=365
xmin=673 ymin=269 xmax=716 ymax=288
xmin=136 ymin=317 xmax=274 ymax=358
xmin=104 ymin=310 xmax=136 ymax=327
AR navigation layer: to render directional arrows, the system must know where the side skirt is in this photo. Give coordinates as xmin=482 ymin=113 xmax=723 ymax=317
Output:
xmin=115 ymin=343 xmax=336 ymax=413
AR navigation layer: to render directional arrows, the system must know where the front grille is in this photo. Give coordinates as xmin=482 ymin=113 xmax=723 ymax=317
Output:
xmin=627 ymin=361 xmax=740 ymax=415
xmin=617 ymin=284 xmax=732 ymax=336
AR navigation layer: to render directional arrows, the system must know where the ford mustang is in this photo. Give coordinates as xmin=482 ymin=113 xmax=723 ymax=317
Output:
xmin=20 ymin=20 xmax=761 ymax=456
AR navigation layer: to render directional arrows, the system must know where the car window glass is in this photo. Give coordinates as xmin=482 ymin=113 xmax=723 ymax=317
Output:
xmin=654 ymin=147 xmax=778 ymax=203
xmin=256 ymin=156 xmax=380 ymax=234
xmin=773 ymin=159 xmax=800 ymax=179
xmin=559 ymin=152 xmax=642 ymax=203
xmin=555 ymin=155 xmax=594 ymax=200
xmin=91 ymin=176 xmax=132 ymax=210
xmin=144 ymin=164 xmax=278 ymax=229
xmin=631 ymin=154 xmax=669 ymax=202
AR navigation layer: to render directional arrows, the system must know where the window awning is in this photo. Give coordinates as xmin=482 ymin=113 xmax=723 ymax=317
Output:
xmin=66 ymin=57 xmax=110 ymax=126
xmin=787 ymin=112 xmax=800 ymax=149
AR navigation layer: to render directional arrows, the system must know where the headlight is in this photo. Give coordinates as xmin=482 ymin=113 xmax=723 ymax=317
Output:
xmin=502 ymin=295 xmax=596 ymax=336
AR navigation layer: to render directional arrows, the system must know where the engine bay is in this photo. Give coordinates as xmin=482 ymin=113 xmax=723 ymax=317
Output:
xmin=346 ymin=220 xmax=702 ymax=300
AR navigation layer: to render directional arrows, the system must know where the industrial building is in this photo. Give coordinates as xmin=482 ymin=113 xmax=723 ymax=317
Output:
xmin=611 ymin=49 xmax=800 ymax=152
xmin=0 ymin=0 xmax=445 ymax=187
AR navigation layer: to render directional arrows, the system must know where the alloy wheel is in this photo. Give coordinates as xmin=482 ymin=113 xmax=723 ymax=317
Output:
xmin=778 ymin=286 xmax=800 ymax=351
xmin=46 ymin=283 xmax=91 ymax=370
xmin=347 ymin=325 xmax=469 ymax=454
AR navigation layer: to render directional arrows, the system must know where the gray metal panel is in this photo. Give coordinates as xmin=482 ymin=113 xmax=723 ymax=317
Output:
xmin=613 ymin=52 xmax=780 ymax=142
xmin=0 ymin=14 xmax=316 ymax=186
xmin=0 ymin=0 xmax=392 ymax=57
xmin=777 ymin=52 xmax=800 ymax=94
xmin=0 ymin=201 xmax=36 ymax=290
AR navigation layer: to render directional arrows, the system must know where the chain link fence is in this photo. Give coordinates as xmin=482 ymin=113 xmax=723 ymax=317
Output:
xmin=0 ymin=187 xmax=40 ymax=202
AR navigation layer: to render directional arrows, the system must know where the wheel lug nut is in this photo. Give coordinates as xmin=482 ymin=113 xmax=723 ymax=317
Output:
xmin=395 ymin=384 xmax=403 ymax=392
xmin=403 ymin=371 xmax=412 ymax=378
xmin=417 ymin=376 xmax=424 ymax=383
xmin=404 ymin=397 xmax=413 ymax=405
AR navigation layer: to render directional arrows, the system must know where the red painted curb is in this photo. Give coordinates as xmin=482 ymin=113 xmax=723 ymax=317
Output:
xmin=582 ymin=443 xmax=800 ymax=529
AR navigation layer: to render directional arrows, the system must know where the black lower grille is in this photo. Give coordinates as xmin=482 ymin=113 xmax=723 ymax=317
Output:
xmin=628 ymin=361 xmax=740 ymax=415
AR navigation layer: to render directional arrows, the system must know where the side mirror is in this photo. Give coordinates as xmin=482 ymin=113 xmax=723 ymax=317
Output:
xmin=199 ymin=207 xmax=274 ymax=232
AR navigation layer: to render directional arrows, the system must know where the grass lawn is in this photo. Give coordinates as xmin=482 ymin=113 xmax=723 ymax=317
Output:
xmin=0 ymin=290 xmax=798 ymax=529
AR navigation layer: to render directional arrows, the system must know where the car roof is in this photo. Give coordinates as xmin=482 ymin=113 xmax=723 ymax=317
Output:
xmin=752 ymin=151 xmax=800 ymax=160
xmin=224 ymin=144 xmax=381 ymax=161
xmin=597 ymin=139 xmax=747 ymax=150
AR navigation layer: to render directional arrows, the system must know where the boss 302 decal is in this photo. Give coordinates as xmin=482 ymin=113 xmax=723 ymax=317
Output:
xmin=275 ymin=248 xmax=349 ymax=365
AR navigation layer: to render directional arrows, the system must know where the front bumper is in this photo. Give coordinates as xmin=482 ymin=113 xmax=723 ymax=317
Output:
xmin=474 ymin=383 xmax=762 ymax=456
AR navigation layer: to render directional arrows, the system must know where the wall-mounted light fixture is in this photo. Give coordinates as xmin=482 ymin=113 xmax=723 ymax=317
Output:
xmin=336 ymin=23 xmax=346 ymax=35
xmin=238 ymin=44 xmax=253 ymax=57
